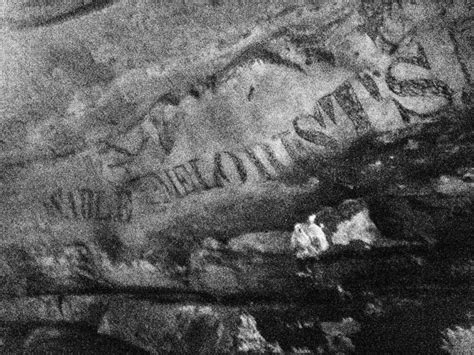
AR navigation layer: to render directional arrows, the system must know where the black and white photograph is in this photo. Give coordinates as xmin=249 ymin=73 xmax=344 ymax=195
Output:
xmin=1 ymin=0 xmax=472 ymax=353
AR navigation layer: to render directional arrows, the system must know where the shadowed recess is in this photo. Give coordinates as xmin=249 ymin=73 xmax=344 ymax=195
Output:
xmin=4 ymin=0 xmax=119 ymax=30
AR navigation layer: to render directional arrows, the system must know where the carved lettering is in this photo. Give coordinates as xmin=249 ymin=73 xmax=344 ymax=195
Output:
xmin=378 ymin=34 xmax=398 ymax=55
xmin=67 ymin=191 xmax=78 ymax=219
xmin=292 ymin=115 xmax=339 ymax=151
xmin=117 ymin=190 xmax=132 ymax=222
xmin=188 ymin=158 xmax=216 ymax=191
xmin=173 ymin=164 xmax=198 ymax=194
xmin=392 ymin=99 xmax=436 ymax=123
xmin=358 ymin=73 xmax=382 ymax=101
xmin=213 ymin=153 xmax=227 ymax=188
xmin=280 ymin=131 xmax=316 ymax=166
xmin=43 ymin=188 xmax=63 ymax=216
xmin=43 ymin=189 xmax=132 ymax=222
xmin=333 ymin=81 xmax=372 ymax=134
xmin=310 ymin=105 xmax=326 ymax=128
xmin=383 ymin=38 xmax=454 ymax=122
xmin=79 ymin=188 xmax=94 ymax=219
xmin=386 ymin=67 xmax=453 ymax=100
xmin=94 ymin=190 xmax=101 ymax=219
xmin=81 ymin=155 xmax=103 ymax=182
xmin=158 ymin=170 xmax=181 ymax=198
xmin=448 ymin=29 xmax=472 ymax=86
xmin=138 ymin=75 xmax=392 ymax=204
xmin=213 ymin=151 xmax=247 ymax=187
xmin=165 ymin=169 xmax=185 ymax=197
xmin=96 ymin=190 xmax=112 ymax=220
xmin=397 ymin=41 xmax=431 ymax=70
xmin=245 ymin=144 xmax=274 ymax=180
xmin=385 ymin=40 xmax=451 ymax=101
xmin=318 ymin=95 xmax=336 ymax=124
xmin=141 ymin=173 xmax=174 ymax=204
xmin=260 ymin=142 xmax=291 ymax=174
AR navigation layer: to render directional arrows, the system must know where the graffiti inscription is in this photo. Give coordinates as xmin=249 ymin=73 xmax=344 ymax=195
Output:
xmin=43 ymin=188 xmax=132 ymax=222
xmin=60 ymin=36 xmax=455 ymax=214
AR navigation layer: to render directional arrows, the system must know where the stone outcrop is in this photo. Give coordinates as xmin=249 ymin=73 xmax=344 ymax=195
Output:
xmin=1 ymin=0 xmax=472 ymax=353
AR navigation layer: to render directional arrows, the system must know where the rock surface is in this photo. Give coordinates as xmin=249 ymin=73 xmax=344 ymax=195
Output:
xmin=0 ymin=0 xmax=472 ymax=353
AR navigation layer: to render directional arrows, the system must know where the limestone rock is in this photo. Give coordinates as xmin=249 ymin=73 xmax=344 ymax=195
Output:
xmin=2 ymin=0 xmax=472 ymax=255
xmin=229 ymin=231 xmax=290 ymax=254
xmin=292 ymin=215 xmax=329 ymax=259
xmin=236 ymin=313 xmax=283 ymax=354
xmin=291 ymin=199 xmax=381 ymax=260
xmin=98 ymin=299 xmax=239 ymax=354
xmin=21 ymin=325 xmax=147 ymax=355
xmin=0 ymin=1 xmax=472 ymax=353
xmin=316 ymin=199 xmax=380 ymax=247
xmin=442 ymin=325 xmax=474 ymax=355
xmin=321 ymin=317 xmax=360 ymax=354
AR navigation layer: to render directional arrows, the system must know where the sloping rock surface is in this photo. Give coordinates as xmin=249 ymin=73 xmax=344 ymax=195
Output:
xmin=1 ymin=0 xmax=472 ymax=353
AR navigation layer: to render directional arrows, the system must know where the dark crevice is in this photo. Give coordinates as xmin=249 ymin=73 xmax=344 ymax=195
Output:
xmin=19 ymin=323 xmax=149 ymax=354
xmin=247 ymin=85 xmax=255 ymax=101
xmin=157 ymin=92 xmax=181 ymax=106
xmin=189 ymin=86 xmax=201 ymax=99
xmin=215 ymin=44 xmax=305 ymax=86
xmin=305 ymin=47 xmax=336 ymax=66
xmin=5 ymin=0 xmax=118 ymax=30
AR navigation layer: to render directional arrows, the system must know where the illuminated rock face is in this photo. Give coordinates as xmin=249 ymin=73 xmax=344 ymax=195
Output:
xmin=0 ymin=3 xmax=472 ymax=353
xmin=1 ymin=1 xmax=472 ymax=295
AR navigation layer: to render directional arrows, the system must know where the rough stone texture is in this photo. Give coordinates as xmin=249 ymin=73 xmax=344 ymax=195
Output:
xmin=228 ymin=232 xmax=290 ymax=255
xmin=442 ymin=325 xmax=474 ymax=355
xmin=98 ymin=300 xmax=238 ymax=354
xmin=2 ymin=0 xmax=472 ymax=248
xmin=306 ymin=199 xmax=380 ymax=247
xmin=0 ymin=0 xmax=472 ymax=353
